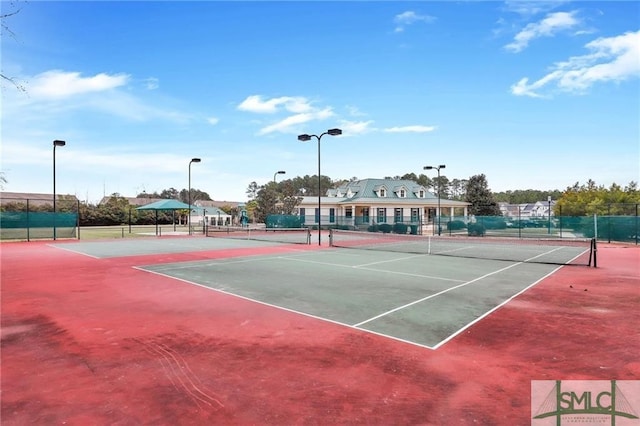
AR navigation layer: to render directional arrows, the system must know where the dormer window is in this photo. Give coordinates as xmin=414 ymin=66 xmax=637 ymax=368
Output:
xmin=379 ymin=188 xmax=386 ymax=197
xmin=399 ymin=189 xmax=406 ymax=198
xmin=419 ymin=190 xmax=425 ymax=198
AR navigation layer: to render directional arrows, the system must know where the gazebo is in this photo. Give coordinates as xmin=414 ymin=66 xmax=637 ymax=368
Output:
xmin=136 ymin=199 xmax=192 ymax=235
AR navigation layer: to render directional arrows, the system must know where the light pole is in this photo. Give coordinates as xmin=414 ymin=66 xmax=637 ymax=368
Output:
xmin=274 ymin=170 xmax=286 ymax=183
xmin=188 ymin=158 xmax=201 ymax=235
xmin=424 ymin=164 xmax=446 ymax=236
xmin=548 ymin=195 xmax=552 ymax=234
xmin=53 ymin=140 xmax=66 ymax=240
xmin=298 ymin=128 xmax=342 ymax=245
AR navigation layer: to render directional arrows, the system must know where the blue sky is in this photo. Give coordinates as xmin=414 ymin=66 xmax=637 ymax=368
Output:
xmin=1 ymin=1 xmax=638 ymax=203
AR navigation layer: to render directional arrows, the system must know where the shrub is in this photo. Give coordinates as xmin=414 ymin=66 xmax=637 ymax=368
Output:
xmin=409 ymin=224 xmax=418 ymax=235
xmin=379 ymin=223 xmax=392 ymax=233
xmin=467 ymin=223 xmax=485 ymax=236
xmin=367 ymin=224 xmax=379 ymax=232
xmin=393 ymin=223 xmax=408 ymax=234
xmin=447 ymin=220 xmax=467 ymax=231
xmin=479 ymin=216 xmax=507 ymax=229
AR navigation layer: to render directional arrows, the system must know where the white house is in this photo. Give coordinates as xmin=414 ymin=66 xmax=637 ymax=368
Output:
xmin=295 ymin=178 xmax=470 ymax=229
xmin=499 ymin=201 xmax=556 ymax=219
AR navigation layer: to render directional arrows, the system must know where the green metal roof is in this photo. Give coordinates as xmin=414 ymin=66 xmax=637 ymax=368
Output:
xmin=332 ymin=178 xmax=438 ymax=201
xmin=135 ymin=199 xmax=192 ymax=210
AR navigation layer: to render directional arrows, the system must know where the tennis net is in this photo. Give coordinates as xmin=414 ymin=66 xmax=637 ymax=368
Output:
xmin=329 ymin=229 xmax=596 ymax=267
xmin=206 ymin=226 xmax=311 ymax=245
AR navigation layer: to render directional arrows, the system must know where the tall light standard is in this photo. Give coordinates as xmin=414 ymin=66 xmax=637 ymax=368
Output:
xmin=53 ymin=140 xmax=66 ymax=240
xmin=298 ymin=128 xmax=342 ymax=245
xmin=273 ymin=170 xmax=286 ymax=183
xmin=547 ymin=195 xmax=552 ymax=234
xmin=188 ymin=158 xmax=201 ymax=235
xmin=424 ymin=164 xmax=446 ymax=236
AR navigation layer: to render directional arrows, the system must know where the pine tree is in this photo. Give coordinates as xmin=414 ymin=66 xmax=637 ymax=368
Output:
xmin=465 ymin=174 xmax=501 ymax=216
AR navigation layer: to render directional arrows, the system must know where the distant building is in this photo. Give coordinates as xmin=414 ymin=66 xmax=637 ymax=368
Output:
xmin=1 ymin=191 xmax=79 ymax=206
xmin=498 ymin=201 xmax=556 ymax=219
xmin=296 ymin=178 xmax=470 ymax=228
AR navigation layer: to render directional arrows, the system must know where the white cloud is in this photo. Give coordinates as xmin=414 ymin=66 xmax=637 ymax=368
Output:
xmin=511 ymin=30 xmax=640 ymax=97
xmin=393 ymin=11 xmax=435 ymax=33
xmin=207 ymin=116 xmax=219 ymax=125
xmin=2 ymin=69 xmax=192 ymax=124
xmin=144 ymin=77 xmax=159 ymax=90
xmin=237 ymin=95 xmax=338 ymax=134
xmin=237 ymin=95 xmax=313 ymax=114
xmin=258 ymin=108 xmax=334 ymax=135
xmin=29 ymin=70 xmax=129 ymax=98
xmin=505 ymin=11 xmax=581 ymax=53
xmin=503 ymin=1 xmax=568 ymax=17
xmin=346 ymin=105 xmax=366 ymax=117
xmin=339 ymin=120 xmax=375 ymax=135
xmin=384 ymin=125 xmax=437 ymax=133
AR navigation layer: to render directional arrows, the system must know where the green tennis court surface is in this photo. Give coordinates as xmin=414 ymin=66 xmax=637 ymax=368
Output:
xmin=51 ymin=237 xmax=295 ymax=258
xmin=138 ymin=248 xmax=564 ymax=349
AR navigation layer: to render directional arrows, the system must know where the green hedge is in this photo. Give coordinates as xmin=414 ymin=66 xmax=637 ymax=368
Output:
xmin=467 ymin=223 xmax=486 ymax=236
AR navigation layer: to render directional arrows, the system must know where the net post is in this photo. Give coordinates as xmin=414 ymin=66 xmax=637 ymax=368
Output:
xmin=591 ymin=238 xmax=597 ymax=268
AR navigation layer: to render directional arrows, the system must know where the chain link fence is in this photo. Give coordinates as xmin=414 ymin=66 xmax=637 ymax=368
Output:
xmin=0 ymin=197 xmax=80 ymax=241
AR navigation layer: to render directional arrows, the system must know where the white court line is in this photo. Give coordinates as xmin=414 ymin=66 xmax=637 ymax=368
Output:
xmin=133 ymin=266 xmax=438 ymax=350
xmin=136 ymin=246 xmax=571 ymax=351
xmin=48 ymin=244 xmax=101 ymax=259
xmin=279 ymin=256 xmax=465 ymax=283
xmin=353 ymin=254 xmax=425 ymax=268
xmin=431 ymin=265 xmax=562 ymax=350
xmin=353 ymin=261 xmax=525 ymax=327
xmin=142 ymin=253 xmax=293 ymax=271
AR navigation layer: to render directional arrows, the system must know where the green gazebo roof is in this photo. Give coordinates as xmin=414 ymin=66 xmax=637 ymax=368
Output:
xmin=136 ymin=199 xmax=192 ymax=210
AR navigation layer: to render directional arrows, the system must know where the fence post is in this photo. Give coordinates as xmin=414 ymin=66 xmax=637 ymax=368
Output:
xmin=26 ymin=199 xmax=30 ymax=242
xmin=608 ymin=204 xmax=611 ymax=243
xmin=559 ymin=205 xmax=562 ymax=238
xmin=77 ymin=199 xmax=81 ymax=240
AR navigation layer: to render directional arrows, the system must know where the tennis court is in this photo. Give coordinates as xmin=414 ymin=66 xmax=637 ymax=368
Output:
xmin=137 ymin=246 xmax=574 ymax=349
xmin=2 ymin=232 xmax=638 ymax=424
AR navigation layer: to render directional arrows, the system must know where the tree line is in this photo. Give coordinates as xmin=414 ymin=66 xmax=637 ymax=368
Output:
xmin=245 ymin=173 xmax=640 ymax=222
xmin=2 ymin=178 xmax=637 ymax=227
xmin=0 ymin=188 xmax=236 ymax=227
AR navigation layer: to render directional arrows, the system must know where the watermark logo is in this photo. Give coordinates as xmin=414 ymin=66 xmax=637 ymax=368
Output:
xmin=532 ymin=380 xmax=640 ymax=425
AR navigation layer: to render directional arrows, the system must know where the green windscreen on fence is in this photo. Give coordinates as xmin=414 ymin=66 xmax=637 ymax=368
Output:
xmin=265 ymin=214 xmax=304 ymax=228
xmin=0 ymin=212 xmax=78 ymax=240
xmin=436 ymin=215 xmax=638 ymax=243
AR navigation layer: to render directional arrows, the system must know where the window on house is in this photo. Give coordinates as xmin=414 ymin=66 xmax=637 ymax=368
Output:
xmin=315 ymin=208 xmax=320 ymax=224
xmin=395 ymin=208 xmax=403 ymax=223
xmin=379 ymin=189 xmax=386 ymax=197
xmin=399 ymin=189 xmax=406 ymax=198
xmin=329 ymin=208 xmax=335 ymax=223
xmin=300 ymin=208 xmax=305 ymax=224
xmin=419 ymin=190 xmax=425 ymax=198
xmin=345 ymin=207 xmax=352 ymax=218
xmin=411 ymin=208 xmax=420 ymax=223
xmin=377 ymin=208 xmax=386 ymax=223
